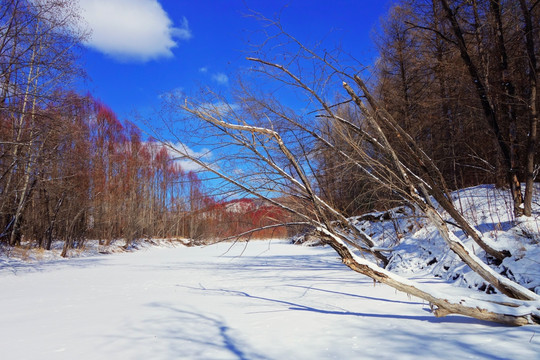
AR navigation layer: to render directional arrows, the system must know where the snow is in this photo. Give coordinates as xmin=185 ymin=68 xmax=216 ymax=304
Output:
xmin=0 ymin=240 xmax=538 ymax=360
xmin=1 ymin=184 xmax=540 ymax=358
xmin=385 ymin=185 xmax=540 ymax=296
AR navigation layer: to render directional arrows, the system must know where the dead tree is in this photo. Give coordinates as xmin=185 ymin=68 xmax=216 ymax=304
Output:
xmin=159 ymin=14 xmax=540 ymax=325
xmin=165 ymin=86 xmax=540 ymax=324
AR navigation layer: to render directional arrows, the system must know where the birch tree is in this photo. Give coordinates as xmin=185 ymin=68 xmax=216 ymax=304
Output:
xmin=0 ymin=0 xmax=86 ymax=245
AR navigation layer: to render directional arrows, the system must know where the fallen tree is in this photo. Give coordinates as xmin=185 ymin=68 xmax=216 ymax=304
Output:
xmin=158 ymin=18 xmax=540 ymax=325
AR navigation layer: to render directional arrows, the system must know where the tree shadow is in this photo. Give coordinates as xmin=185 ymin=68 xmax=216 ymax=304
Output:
xmin=191 ymin=286 xmax=508 ymax=327
xmin=137 ymin=251 xmax=374 ymax=287
xmin=119 ymin=302 xmax=272 ymax=360
xmin=284 ymin=284 xmax=423 ymax=306
xmin=475 ymin=221 xmax=515 ymax=233
xmin=172 ymin=285 xmax=530 ymax=359
xmin=0 ymin=255 xmax=109 ymax=275
xmin=105 ymin=293 xmax=529 ymax=360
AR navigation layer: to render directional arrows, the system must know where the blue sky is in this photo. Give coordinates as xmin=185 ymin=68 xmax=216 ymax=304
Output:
xmin=78 ymin=0 xmax=394 ymax=126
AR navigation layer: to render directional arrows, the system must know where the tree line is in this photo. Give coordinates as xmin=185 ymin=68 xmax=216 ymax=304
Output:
xmin=318 ymin=0 xmax=539 ymax=218
xmin=0 ymin=86 xmax=206 ymax=252
xmin=0 ymin=0 xmax=289 ymax=253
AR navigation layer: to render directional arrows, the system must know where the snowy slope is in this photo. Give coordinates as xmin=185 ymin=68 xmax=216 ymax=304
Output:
xmin=381 ymin=185 xmax=540 ymax=294
xmin=0 ymin=240 xmax=538 ymax=360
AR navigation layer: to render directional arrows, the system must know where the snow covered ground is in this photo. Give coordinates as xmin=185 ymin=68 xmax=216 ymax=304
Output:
xmin=0 ymin=240 xmax=537 ymax=360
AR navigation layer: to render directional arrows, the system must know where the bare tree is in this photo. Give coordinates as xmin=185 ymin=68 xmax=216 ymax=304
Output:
xmin=160 ymin=17 xmax=540 ymax=325
xmin=437 ymin=0 xmax=525 ymax=216
xmin=382 ymin=0 xmax=540 ymax=217
xmin=0 ymin=0 xmax=87 ymax=245
xmin=518 ymin=0 xmax=539 ymax=216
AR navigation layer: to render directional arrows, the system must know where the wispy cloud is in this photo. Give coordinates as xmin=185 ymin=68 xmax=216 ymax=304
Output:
xmin=79 ymin=0 xmax=192 ymax=62
xmin=212 ymin=72 xmax=229 ymax=85
xmin=197 ymin=102 xmax=239 ymax=117
xmin=158 ymin=87 xmax=185 ymax=100
xmin=198 ymin=67 xmax=229 ymax=85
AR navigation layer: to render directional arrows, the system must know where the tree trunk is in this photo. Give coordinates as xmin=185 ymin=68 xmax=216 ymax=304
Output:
xmin=439 ymin=0 xmax=524 ymax=217
xmin=320 ymin=228 xmax=539 ymax=326
xmin=344 ymin=79 xmax=537 ymax=300
xmin=519 ymin=0 xmax=538 ymax=217
xmin=349 ymin=77 xmax=510 ymax=261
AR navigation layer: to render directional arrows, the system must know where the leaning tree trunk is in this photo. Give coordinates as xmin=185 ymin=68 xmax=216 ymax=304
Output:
xmin=169 ymin=34 xmax=540 ymax=324
xmin=320 ymin=228 xmax=539 ymax=326
xmin=176 ymin=92 xmax=540 ymax=325
xmin=343 ymin=80 xmax=537 ymax=301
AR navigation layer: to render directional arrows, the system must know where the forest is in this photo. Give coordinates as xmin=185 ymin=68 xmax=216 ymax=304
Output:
xmin=1 ymin=0 xmax=540 ymax=326
xmin=0 ymin=0 xmax=288 ymax=252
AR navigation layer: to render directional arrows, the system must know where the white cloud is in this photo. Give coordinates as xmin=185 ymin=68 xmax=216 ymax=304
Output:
xmin=141 ymin=141 xmax=211 ymax=172
xmin=79 ymin=0 xmax=192 ymax=62
xmin=165 ymin=142 xmax=213 ymax=172
xmin=199 ymin=67 xmax=208 ymax=73
xmin=167 ymin=142 xmax=211 ymax=160
xmin=212 ymin=73 xmax=229 ymax=85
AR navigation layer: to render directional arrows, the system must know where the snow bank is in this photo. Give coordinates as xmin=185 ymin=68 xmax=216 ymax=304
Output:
xmin=381 ymin=185 xmax=540 ymax=294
